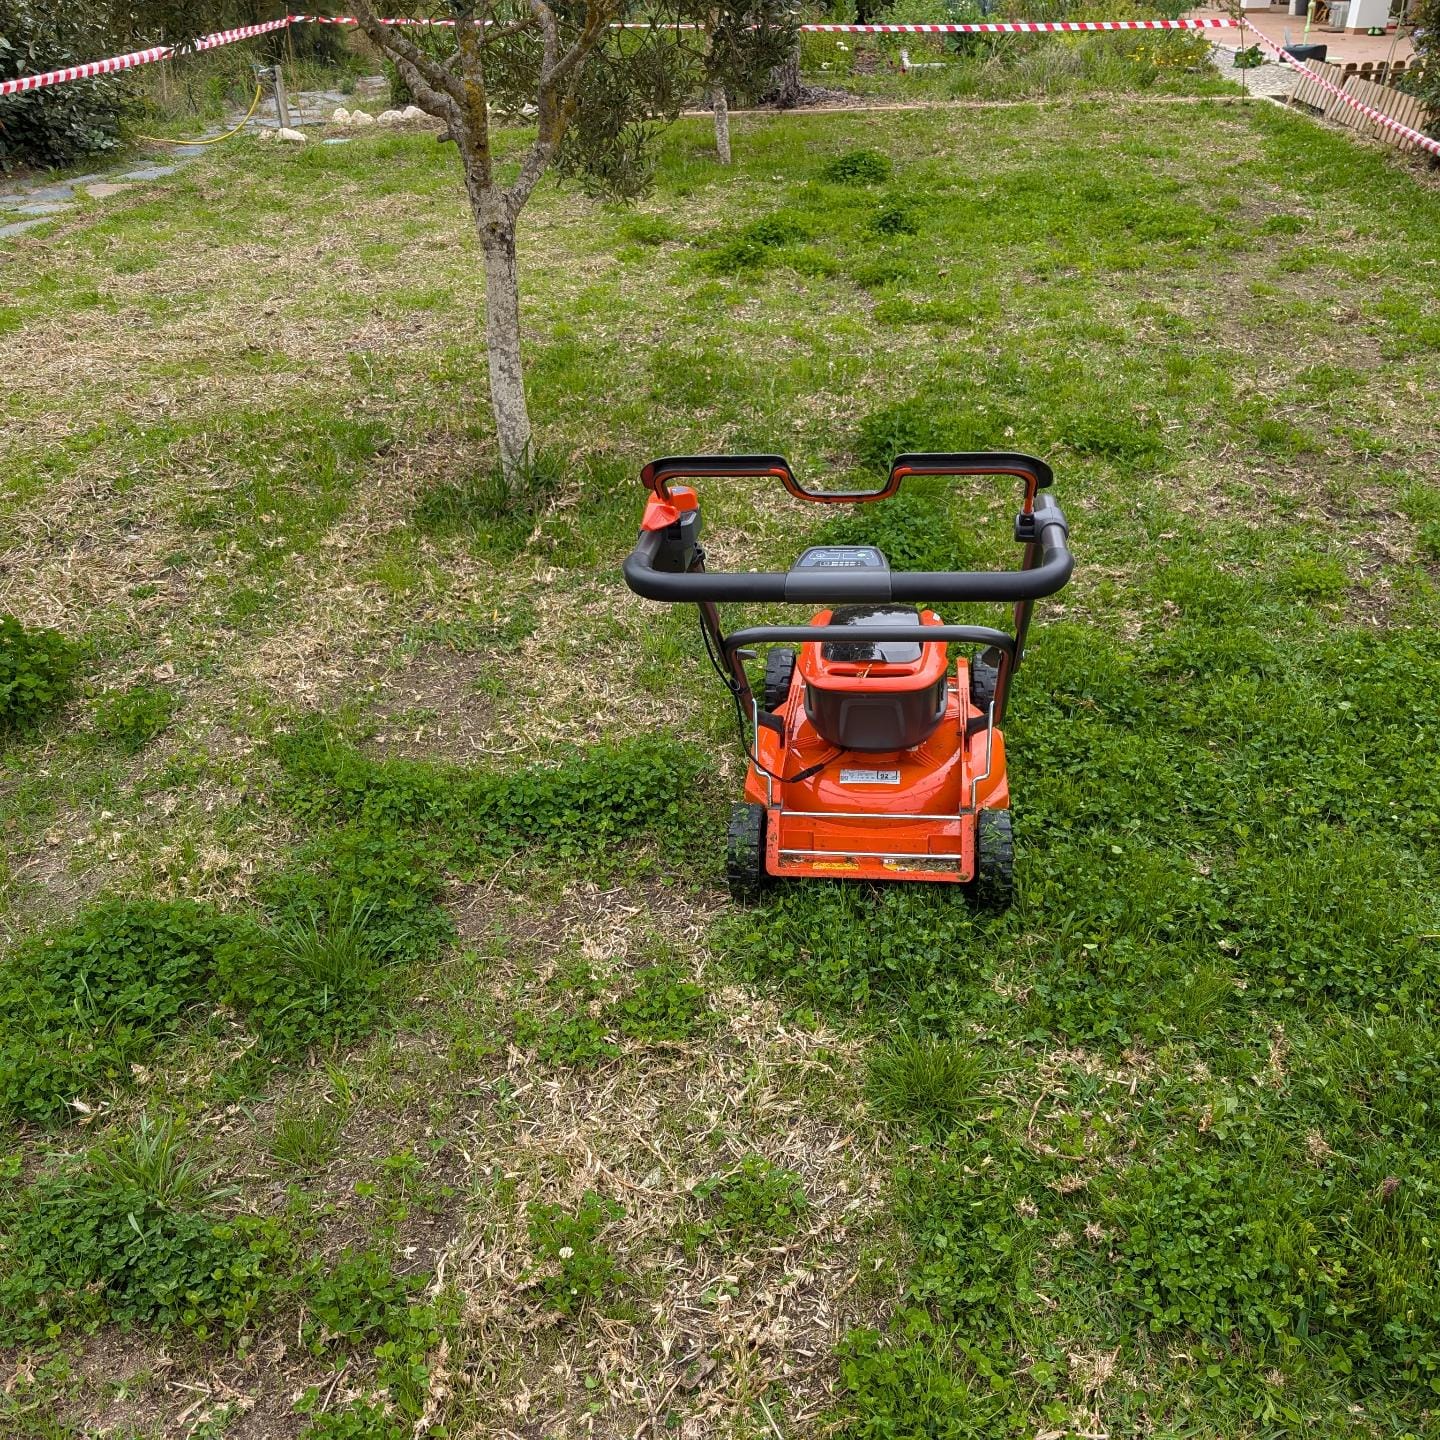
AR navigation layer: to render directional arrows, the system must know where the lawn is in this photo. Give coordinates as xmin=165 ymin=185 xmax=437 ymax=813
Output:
xmin=2 ymin=82 xmax=1440 ymax=1439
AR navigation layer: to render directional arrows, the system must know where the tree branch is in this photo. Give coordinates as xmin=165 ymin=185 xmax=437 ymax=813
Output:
xmin=350 ymin=0 xmax=468 ymax=109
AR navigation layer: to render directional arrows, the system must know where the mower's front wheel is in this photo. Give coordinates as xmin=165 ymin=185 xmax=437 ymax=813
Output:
xmin=726 ymin=803 xmax=769 ymax=904
xmin=970 ymin=809 xmax=1015 ymax=913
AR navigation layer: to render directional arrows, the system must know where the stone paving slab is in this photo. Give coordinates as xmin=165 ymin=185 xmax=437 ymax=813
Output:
xmin=0 ymin=218 xmax=52 ymax=240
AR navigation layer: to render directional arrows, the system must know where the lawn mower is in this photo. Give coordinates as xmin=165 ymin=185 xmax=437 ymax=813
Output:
xmin=622 ymin=454 xmax=1073 ymax=908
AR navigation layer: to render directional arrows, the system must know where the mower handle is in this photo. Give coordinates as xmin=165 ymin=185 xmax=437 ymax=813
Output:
xmin=641 ymin=452 xmax=1054 ymax=506
xmin=722 ymin=624 xmax=1016 ymax=655
xmin=623 ymin=493 xmax=1072 ymax=606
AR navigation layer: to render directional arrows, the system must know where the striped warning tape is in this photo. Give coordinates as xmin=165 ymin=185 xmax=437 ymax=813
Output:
xmin=802 ymin=18 xmax=1237 ymax=30
xmin=0 ymin=13 xmax=1240 ymax=96
xmin=1238 ymin=16 xmax=1439 ymax=158
xmin=0 ymin=17 xmax=292 ymax=97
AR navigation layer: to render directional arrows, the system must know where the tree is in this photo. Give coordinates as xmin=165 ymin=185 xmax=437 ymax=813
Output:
xmin=352 ymin=1 xmax=698 ymax=485
xmin=353 ymin=3 xmax=798 ymax=481
xmin=1405 ymin=0 xmax=1439 ymax=143
xmin=695 ymin=1 xmax=795 ymax=164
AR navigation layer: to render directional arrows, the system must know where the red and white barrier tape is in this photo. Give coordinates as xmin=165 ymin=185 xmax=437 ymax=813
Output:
xmin=1 ymin=12 xmax=1240 ymax=97
xmin=803 ymin=17 xmax=1235 ymax=30
xmin=297 ymin=14 xmax=1238 ymax=30
xmin=0 ymin=17 xmax=292 ymax=97
xmin=1238 ymin=15 xmax=1439 ymax=157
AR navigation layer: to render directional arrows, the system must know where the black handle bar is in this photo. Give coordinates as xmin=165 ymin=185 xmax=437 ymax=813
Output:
xmin=623 ymin=494 xmax=1072 ymax=606
xmin=722 ymin=624 xmax=1016 ymax=655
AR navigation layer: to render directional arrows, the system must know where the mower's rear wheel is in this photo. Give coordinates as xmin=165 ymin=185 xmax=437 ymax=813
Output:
xmin=764 ymin=648 xmax=796 ymax=713
xmin=726 ymin=803 xmax=769 ymax=903
xmin=970 ymin=809 xmax=1015 ymax=913
xmin=970 ymin=647 xmax=1002 ymax=718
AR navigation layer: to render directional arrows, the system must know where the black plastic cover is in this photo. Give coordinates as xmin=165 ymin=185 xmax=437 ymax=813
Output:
xmin=821 ymin=605 xmax=925 ymax=665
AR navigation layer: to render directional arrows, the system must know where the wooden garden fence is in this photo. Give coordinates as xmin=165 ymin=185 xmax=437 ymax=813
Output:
xmin=1289 ymin=59 xmax=1434 ymax=155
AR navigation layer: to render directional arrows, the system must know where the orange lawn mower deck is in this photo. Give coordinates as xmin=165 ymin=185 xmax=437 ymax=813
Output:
xmin=622 ymin=453 xmax=1073 ymax=910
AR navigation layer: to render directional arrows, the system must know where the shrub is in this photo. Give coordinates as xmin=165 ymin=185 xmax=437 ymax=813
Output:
xmin=382 ymin=23 xmax=455 ymax=107
xmin=0 ymin=8 xmax=126 ymax=171
xmin=1399 ymin=0 xmax=1439 ymax=135
xmin=0 ymin=899 xmax=252 ymax=1125
xmin=0 ymin=612 xmax=78 ymax=730
xmin=525 ymin=1191 xmax=626 ymax=1313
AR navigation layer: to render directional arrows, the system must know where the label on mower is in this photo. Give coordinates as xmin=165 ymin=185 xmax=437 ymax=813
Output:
xmin=839 ymin=768 xmax=902 ymax=785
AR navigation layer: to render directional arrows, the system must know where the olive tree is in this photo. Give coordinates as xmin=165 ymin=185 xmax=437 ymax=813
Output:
xmin=693 ymin=1 xmax=796 ymax=163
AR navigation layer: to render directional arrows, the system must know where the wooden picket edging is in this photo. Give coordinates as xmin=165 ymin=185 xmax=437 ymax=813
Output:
xmin=1289 ymin=57 xmax=1349 ymax=112
xmin=1288 ymin=59 xmax=1434 ymax=155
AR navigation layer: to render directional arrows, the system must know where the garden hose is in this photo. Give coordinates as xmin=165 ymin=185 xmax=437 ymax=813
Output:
xmin=134 ymin=80 xmax=264 ymax=146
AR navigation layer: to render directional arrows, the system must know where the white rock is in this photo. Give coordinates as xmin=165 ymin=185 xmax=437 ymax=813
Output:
xmin=331 ymin=106 xmax=351 ymax=124
xmin=255 ymin=127 xmax=276 ymax=142
xmin=376 ymin=108 xmax=406 ymax=127
xmin=402 ymin=105 xmax=426 ymax=120
xmin=350 ymin=110 xmax=376 ymax=128
xmin=276 ymin=127 xmax=307 ymax=144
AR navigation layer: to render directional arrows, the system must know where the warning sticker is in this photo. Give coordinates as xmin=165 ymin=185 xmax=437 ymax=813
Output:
xmin=839 ymin=768 xmax=902 ymax=785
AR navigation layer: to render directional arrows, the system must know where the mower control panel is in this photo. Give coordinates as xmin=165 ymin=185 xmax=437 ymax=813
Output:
xmin=791 ymin=546 xmax=889 ymax=571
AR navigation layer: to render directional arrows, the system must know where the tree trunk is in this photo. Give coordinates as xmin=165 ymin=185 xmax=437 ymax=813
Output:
xmin=766 ymin=45 xmax=804 ymax=109
xmin=712 ymin=87 xmax=732 ymax=164
xmin=476 ymin=214 xmax=533 ymax=486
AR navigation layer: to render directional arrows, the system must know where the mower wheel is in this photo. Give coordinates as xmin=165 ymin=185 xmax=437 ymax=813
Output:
xmin=726 ymin=802 xmax=769 ymax=903
xmin=764 ymin=648 xmax=797 ymax=713
xmin=970 ymin=648 xmax=1002 ymax=719
xmin=971 ymin=809 xmax=1015 ymax=912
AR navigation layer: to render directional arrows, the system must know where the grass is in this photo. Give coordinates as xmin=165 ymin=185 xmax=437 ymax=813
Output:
xmin=1 ymin=49 xmax=1439 ymax=1440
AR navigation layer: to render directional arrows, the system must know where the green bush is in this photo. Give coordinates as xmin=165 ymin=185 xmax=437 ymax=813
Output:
xmin=0 ymin=899 xmax=253 ymax=1125
xmin=0 ymin=613 xmax=78 ymax=730
xmin=382 ymin=24 xmax=455 ymax=108
xmin=1399 ymin=0 xmax=1439 ymax=135
xmin=0 ymin=8 xmax=126 ymax=171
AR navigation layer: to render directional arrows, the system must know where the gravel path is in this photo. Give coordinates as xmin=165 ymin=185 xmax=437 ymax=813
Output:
xmin=1209 ymin=40 xmax=1303 ymax=99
